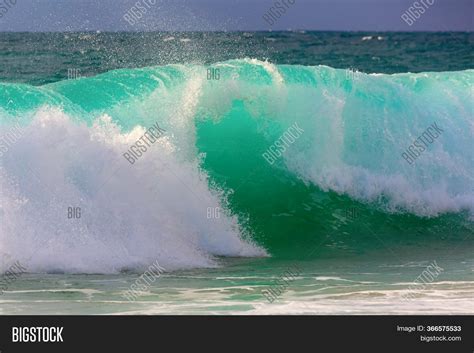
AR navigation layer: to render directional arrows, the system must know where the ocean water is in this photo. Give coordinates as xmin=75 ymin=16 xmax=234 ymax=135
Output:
xmin=0 ymin=32 xmax=473 ymax=314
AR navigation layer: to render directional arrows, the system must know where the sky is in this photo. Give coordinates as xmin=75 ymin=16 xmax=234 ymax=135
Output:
xmin=0 ymin=0 xmax=472 ymax=32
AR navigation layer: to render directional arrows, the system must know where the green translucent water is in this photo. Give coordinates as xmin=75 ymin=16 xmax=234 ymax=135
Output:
xmin=0 ymin=32 xmax=473 ymax=314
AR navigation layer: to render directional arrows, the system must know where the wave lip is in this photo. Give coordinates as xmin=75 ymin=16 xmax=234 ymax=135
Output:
xmin=197 ymin=60 xmax=473 ymax=217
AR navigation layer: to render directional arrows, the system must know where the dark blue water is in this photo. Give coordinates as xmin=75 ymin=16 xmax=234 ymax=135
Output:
xmin=1 ymin=31 xmax=473 ymax=85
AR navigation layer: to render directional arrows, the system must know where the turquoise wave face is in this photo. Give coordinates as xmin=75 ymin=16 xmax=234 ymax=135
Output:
xmin=1 ymin=60 xmax=473 ymax=268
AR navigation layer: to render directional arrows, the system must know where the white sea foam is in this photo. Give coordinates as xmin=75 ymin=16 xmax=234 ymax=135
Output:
xmin=0 ymin=108 xmax=265 ymax=274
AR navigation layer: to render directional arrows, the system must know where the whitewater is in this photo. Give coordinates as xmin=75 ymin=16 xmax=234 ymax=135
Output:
xmin=1 ymin=59 xmax=473 ymax=274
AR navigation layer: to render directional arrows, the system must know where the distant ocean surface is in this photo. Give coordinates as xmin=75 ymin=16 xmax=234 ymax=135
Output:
xmin=1 ymin=32 xmax=473 ymax=84
xmin=0 ymin=32 xmax=473 ymax=314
